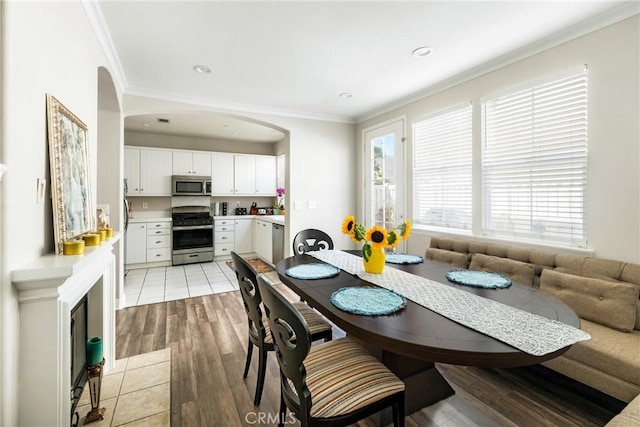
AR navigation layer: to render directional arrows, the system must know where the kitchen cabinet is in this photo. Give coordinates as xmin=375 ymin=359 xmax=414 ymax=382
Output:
xmin=172 ymin=150 xmax=211 ymax=176
xmin=214 ymin=218 xmax=235 ymax=257
xmin=124 ymin=147 xmax=173 ymax=196
xmin=125 ymin=220 xmax=171 ymax=267
xmin=146 ymin=222 xmax=171 ymax=262
xmin=211 ymin=153 xmax=277 ymax=196
xmin=253 ymin=219 xmax=273 ymax=263
xmin=234 ymin=219 xmax=253 ymax=254
xmin=125 ymin=223 xmax=147 ymax=264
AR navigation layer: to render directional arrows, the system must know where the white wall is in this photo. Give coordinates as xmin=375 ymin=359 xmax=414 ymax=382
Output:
xmin=0 ymin=2 xmax=120 ymax=424
xmin=358 ymin=16 xmax=640 ymax=263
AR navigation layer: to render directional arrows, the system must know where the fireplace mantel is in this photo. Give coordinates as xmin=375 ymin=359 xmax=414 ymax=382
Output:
xmin=12 ymin=233 xmax=121 ymax=426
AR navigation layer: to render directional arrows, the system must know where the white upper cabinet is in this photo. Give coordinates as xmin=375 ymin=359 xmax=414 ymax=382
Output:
xmin=124 ymin=147 xmax=141 ymax=195
xmin=125 ymin=147 xmax=173 ymax=196
xmin=211 ymin=153 xmax=277 ymax=196
xmin=211 ymin=153 xmax=235 ymax=195
xmin=172 ymin=151 xmax=212 ymax=176
xmin=255 ymin=155 xmax=277 ymax=195
xmin=233 ymin=155 xmax=256 ymax=195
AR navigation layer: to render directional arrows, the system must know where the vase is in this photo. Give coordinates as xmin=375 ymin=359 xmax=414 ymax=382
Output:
xmin=363 ymin=246 xmax=385 ymax=274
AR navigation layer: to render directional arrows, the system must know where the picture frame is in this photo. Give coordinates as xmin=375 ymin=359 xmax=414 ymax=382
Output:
xmin=46 ymin=94 xmax=94 ymax=254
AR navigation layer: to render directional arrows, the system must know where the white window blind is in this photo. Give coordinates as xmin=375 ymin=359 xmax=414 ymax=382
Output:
xmin=481 ymin=67 xmax=588 ymax=247
xmin=413 ymin=104 xmax=472 ymax=231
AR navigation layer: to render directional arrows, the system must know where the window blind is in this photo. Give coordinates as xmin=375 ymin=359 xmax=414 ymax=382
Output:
xmin=481 ymin=67 xmax=588 ymax=247
xmin=413 ymin=104 xmax=472 ymax=231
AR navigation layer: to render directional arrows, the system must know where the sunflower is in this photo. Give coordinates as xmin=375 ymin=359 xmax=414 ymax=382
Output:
xmin=399 ymin=219 xmax=412 ymax=240
xmin=365 ymin=225 xmax=389 ymax=249
xmin=341 ymin=215 xmax=361 ymax=243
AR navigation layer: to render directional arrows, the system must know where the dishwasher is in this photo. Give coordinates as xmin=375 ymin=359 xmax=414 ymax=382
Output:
xmin=272 ymin=223 xmax=285 ymax=265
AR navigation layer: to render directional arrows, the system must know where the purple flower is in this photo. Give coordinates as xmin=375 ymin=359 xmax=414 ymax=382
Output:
xmin=276 ymin=187 xmax=285 ymax=196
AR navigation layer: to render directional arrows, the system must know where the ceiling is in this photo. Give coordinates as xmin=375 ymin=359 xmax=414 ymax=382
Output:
xmin=97 ymin=1 xmax=636 ymax=142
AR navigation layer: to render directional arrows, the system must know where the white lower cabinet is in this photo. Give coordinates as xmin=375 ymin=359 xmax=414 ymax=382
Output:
xmin=215 ymin=219 xmax=235 ymax=256
xmin=125 ymin=220 xmax=171 ymax=267
xmin=254 ymin=219 xmax=273 ymax=263
xmin=234 ymin=219 xmax=253 ymax=254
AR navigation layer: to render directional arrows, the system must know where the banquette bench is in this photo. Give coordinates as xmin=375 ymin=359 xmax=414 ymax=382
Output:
xmin=425 ymin=236 xmax=640 ymax=403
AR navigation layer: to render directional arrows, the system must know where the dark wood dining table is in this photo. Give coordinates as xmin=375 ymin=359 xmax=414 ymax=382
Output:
xmin=275 ymin=251 xmax=580 ymax=417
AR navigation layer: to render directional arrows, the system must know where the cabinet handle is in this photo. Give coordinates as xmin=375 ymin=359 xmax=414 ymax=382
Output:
xmin=155 ymin=224 xmax=162 ymax=227
xmin=222 ymin=237 xmax=227 ymax=240
xmin=155 ymin=254 xmax=161 ymax=257
xmin=222 ymin=248 xmax=228 ymax=252
xmin=155 ymin=231 xmax=162 ymax=234
xmin=156 ymin=241 xmax=161 ymax=244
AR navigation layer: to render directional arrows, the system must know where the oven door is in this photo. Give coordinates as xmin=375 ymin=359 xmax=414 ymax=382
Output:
xmin=172 ymin=226 xmax=213 ymax=253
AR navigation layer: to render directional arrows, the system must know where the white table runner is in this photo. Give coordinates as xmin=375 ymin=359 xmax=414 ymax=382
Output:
xmin=308 ymin=250 xmax=590 ymax=356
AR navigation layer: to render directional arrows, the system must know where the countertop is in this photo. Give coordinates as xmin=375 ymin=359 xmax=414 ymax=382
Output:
xmin=213 ymin=215 xmax=285 ymax=225
xmin=129 ymin=217 xmax=172 ymax=223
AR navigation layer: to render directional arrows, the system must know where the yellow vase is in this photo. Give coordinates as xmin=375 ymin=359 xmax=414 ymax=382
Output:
xmin=363 ymin=246 xmax=385 ymax=274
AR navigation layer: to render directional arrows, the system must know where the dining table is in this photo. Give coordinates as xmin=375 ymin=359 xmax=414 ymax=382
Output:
xmin=275 ymin=250 xmax=582 ymax=418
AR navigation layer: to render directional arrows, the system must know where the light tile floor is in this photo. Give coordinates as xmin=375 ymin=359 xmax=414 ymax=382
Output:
xmin=75 ymin=348 xmax=171 ymax=427
xmin=124 ymin=260 xmax=238 ymax=307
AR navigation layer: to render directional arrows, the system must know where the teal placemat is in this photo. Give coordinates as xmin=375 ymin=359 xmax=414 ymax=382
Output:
xmin=446 ymin=270 xmax=512 ymax=289
xmin=385 ymin=253 xmax=424 ymax=264
xmin=331 ymin=287 xmax=407 ymax=316
xmin=285 ymin=263 xmax=340 ymax=279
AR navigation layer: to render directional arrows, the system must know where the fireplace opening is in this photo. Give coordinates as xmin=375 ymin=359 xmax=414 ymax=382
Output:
xmin=70 ymin=295 xmax=88 ymax=426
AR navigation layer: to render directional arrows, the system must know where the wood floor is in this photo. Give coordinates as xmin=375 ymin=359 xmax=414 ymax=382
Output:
xmin=115 ymin=285 xmax=624 ymax=426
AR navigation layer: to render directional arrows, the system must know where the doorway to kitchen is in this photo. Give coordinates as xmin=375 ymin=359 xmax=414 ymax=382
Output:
xmin=363 ymin=118 xmax=406 ymax=251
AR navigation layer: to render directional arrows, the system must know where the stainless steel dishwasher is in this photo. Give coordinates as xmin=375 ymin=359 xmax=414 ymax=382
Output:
xmin=272 ymin=223 xmax=285 ymax=265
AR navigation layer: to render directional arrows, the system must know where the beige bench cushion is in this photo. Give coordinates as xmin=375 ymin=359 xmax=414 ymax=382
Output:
xmin=469 ymin=253 xmax=535 ymax=286
xmin=606 ymin=393 xmax=640 ymax=427
xmin=541 ymin=270 xmax=638 ymax=332
xmin=562 ymin=320 xmax=640 ymax=389
xmin=425 ymin=248 xmax=468 ymax=268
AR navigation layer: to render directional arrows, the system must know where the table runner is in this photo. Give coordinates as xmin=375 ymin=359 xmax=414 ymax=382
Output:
xmin=308 ymin=250 xmax=590 ymax=356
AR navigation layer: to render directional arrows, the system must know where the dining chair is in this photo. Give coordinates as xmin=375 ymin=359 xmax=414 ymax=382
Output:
xmin=231 ymin=252 xmax=333 ymax=406
xmin=292 ymin=229 xmax=334 ymax=255
xmin=257 ymin=274 xmax=406 ymax=427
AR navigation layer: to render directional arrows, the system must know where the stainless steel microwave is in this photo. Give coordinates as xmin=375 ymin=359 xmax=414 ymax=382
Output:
xmin=172 ymin=175 xmax=212 ymax=196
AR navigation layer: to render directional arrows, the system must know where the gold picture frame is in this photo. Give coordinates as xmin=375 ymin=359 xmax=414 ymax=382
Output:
xmin=46 ymin=94 xmax=94 ymax=254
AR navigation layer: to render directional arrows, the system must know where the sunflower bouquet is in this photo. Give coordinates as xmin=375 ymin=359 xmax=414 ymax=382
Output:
xmin=341 ymin=215 xmax=412 ymax=262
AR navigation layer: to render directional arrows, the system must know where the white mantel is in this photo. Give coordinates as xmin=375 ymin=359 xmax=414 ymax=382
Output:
xmin=12 ymin=233 xmax=121 ymax=426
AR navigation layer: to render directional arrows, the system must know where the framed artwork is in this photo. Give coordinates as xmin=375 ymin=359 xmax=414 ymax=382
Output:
xmin=46 ymin=94 xmax=94 ymax=254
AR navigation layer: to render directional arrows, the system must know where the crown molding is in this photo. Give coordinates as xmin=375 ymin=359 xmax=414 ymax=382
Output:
xmin=82 ymin=0 xmax=128 ymax=94
xmin=357 ymin=2 xmax=640 ymax=123
xmin=125 ymin=86 xmax=357 ymax=124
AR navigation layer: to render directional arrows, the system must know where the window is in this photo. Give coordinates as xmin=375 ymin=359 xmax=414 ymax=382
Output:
xmin=413 ymin=104 xmax=472 ymax=231
xmin=481 ymin=66 xmax=588 ymax=247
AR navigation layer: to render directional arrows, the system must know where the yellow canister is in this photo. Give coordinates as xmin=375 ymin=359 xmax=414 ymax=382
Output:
xmin=103 ymin=227 xmax=113 ymax=238
xmin=97 ymin=229 xmax=107 ymax=241
xmin=82 ymin=233 xmax=101 ymax=246
xmin=63 ymin=239 xmax=85 ymax=255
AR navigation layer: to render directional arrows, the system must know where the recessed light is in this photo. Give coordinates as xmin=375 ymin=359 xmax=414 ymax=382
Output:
xmin=193 ymin=65 xmax=212 ymax=74
xmin=339 ymin=92 xmax=352 ymax=99
xmin=412 ymin=46 xmax=433 ymax=58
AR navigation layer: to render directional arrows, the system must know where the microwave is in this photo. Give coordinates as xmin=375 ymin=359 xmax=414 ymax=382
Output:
xmin=172 ymin=175 xmax=212 ymax=196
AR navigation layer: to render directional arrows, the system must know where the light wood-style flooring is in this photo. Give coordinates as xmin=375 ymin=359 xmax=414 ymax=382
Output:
xmin=115 ymin=285 xmax=624 ymax=426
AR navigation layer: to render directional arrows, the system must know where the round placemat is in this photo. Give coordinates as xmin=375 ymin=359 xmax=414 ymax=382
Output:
xmin=385 ymin=253 xmax=424 ymax=265
xmin=331 ymin=287 xmax=407 ymax=315
xmin=285 ymin=263 xmax=340 ymax=280
xmin=446 ymin=270 xmax=512 ymax=289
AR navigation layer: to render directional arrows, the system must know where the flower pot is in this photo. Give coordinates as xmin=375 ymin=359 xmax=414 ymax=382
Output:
xmin=363 ymin=246 xmax=385 ymax=274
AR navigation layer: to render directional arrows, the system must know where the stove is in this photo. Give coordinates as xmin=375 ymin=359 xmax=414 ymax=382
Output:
xmin=171 ymin=211 xmax=214 ymax=265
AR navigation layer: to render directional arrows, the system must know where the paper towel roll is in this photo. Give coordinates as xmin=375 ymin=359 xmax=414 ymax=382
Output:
xmin=86 ymin=337 xmax=103 ymax=366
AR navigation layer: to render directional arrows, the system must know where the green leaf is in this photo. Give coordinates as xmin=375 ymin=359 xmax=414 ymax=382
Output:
xmin=387 ymin=231 xmax=398 ymax=246
xmin=362 ymin=243 xmax=372 ymax=262
xmin=355 ymin=223 xmax=367 ymax=241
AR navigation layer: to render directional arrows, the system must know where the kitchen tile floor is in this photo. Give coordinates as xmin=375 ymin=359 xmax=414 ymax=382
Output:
xmin=124 ymin=261 xmax=238 ymax=307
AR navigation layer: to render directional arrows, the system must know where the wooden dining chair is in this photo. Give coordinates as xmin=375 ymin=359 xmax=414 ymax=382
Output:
xmin=257 ymin=274 xmax=406 ymax=427
xmin=231 ymin=252 xmax=333 ymax=406
xmin=292 ymin=229 xmax=334 ymax=255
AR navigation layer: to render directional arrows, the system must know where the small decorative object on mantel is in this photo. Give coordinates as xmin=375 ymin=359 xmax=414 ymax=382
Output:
xmin=85 ymin=337 xmax=106 ymax=424
xmin=82 ymin=233 xmax=101 ymax=246
xmin=46 ymin=94 xmax=95 ymax=254
xmin=62 ymin=239 xmax=85 ymax=255
xmin=341 ymin=216 xmax=412 ymax=274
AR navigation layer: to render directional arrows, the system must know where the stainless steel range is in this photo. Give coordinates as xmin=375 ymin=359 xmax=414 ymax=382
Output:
xmin=172 ymin=211 xmax=214 ymax=265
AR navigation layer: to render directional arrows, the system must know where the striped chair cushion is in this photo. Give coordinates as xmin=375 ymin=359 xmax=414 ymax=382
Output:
xmin=301 ymin=337 xmax=405 ymax=418
xmin=263 ymin=302 xmax=332 ymax=344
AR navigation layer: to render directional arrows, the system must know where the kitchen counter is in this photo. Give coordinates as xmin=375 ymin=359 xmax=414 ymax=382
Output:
xmin=129 ymin=217 xmax=172 ymax=223
xmin=213 ymin=215 xmax=284 ymax=225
